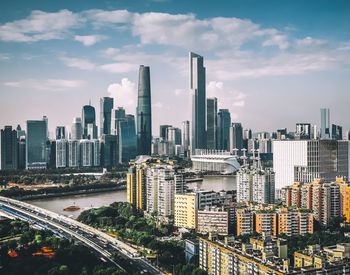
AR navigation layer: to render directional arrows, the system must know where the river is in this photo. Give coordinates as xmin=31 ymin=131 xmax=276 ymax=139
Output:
xmin=28 ymin=176 xmax=236 ymax=219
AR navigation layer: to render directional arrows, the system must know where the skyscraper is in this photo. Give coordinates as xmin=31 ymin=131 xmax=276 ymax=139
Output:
xmin=217 ymin=109 xmax=231 ymax=151
xmin=55 ymin=126 xmax=66 ymax=140
xmin=119 ymin=114 xmax=137 ymax=163
xmin=100 ymin=134 xmax=118 ymax=167
xmin=332 ymin=124 xmax=343 ymax=140
xmin=111 ymin=107 xmax=126 ymax=135
xmin=56 ymin=139 xmax=67 ymax=168
xmin=230 ymin=123 xmax=243 ymax=153
xmin=26 ymin=117 xmax=48 ymax=169
xmin=0 ymin=126 xmax=18 ymax=170
xmin=71 ymin=117 xmax=82 ymax=140
xmin=190 ymin=52 xmax=206 ymax=152
xmin=159 ymin=125 xmax=172 ymax=140
xmin=100 ymin=97 xmax=114 ymax=136
xmin=207 ymin=97 xmax=218 ymax=149
xmin=137 ymin=65 xmax=152 ymax=155
xmin=181 ymin=120 xmax=190 ymax=157
xmin=82 ymin=105 xmax=97 ymax=139
xmin=321 ymin=108 xmax=330 ymax=139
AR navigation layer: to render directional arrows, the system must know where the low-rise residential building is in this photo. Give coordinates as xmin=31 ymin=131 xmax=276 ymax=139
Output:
xmin=197 ymin=206 xmax=232 ymax=235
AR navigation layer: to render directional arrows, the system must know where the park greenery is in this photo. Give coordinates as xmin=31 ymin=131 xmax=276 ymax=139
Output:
xmin=0 ymin=219 xmax=125 ymax=275
xmin=78 ymin=202 xmax=206 ymax=275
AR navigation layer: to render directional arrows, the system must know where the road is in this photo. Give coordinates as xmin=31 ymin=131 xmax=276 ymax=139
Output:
xmin=0 ymin=196 xmax=164 ymax=275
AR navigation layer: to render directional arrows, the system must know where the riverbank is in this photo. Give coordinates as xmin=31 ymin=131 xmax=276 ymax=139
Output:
xmin=21 ymin=185 xmax=126 ymax=201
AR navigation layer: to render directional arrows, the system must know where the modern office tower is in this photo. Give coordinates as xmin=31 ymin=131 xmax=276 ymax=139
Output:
xmin=244 ymin=129 xmax=252 ymax=140
xmin=0 ymin=126 xmax=18 ymax=170
xmin=100 ymin=97 xmax=114 ymax=136
xmin=321 ymin=108 xmax=331 ymax=139
xmin=159 ymin=125 xmax=172 ymax=140
xmin=332 ymin=124 xmax=343 ymax=140
xmin=344 ymin=130 xmax=350 ymax=141
xmin=258 ymin=139 xmax=272 ymax=154
xmin=68 ymin=140 xmax=80 ymax=167
xmin=295 ymin=123 xmax=311 ymax=140
xmin=82 ymin=105 xmax=96 ymax=139
xmin=16 ymin=125 xmax=25 ymax=138
xmin=55 ymin=126 xmax=66 ymax=140
xmin=80 ymin=140 xmax=93 ymax=167
xmin=217 ymin=109 xmax=231 ymax=151
xmin=230 ymin=122 xmax=243 ymax=153
xmin=111 ymin=107 xmax=126 ymax=135
xmin=18 ymin=137 xmax=26 ymax=169
xmin=87 ymin=123 xmax=97 ymax=139
xmin=167 ymin=127 xmax=177 ymax=156
xmin=127 ymin=155 xmax=151 ymax=210
xmin=276 ymin=128 xmax=288 ymax=140
xmin=206 ymin=97 xmax=218 ymax=149
xmin=26 ymin=117 xmax=48 ymax=169
xmin=118 ymin=114 xmax=137 ymax=163
xmin=56 ymin=139 xmax=67 ymax=168
xmin=190 ymin=52 xmax=206 ymax=152
xmin=100 ymin=134 xmax=118 ymax=167
xmin=136 ymin=65 xmax=152 ymax=156
xmin=174 ymin=128 xmax=182 ymax=145
xmin=71 ymin=117 xmax=83 ymax=140
xmin=174 ymin=193 xmax=198 ymax=229
xmin=273 ymin=140 xmax=350 ymax=188
xmin=146 ymin=164 xmax=185 ymax=222
xmin=181 ymin=120 xmax=190 ymax=156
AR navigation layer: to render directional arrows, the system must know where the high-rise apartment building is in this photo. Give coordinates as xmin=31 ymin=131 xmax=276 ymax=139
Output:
xmin=321 ymin=108 xmax=330 ymax=139
xmin=0 ymin=126 xmax=18 ymax=170
xmin=190 ymin=52 xmax=206 ymax=152
xmin=174 ymin=193 xmax=198 ymax=229
xmin=217 ymin=109 xmax=231 ymax=151
xmin=56 ymin=139 xmax=67 ymax=168
xmin=159 ymin=125 xmax=172 ymax=140
xmin=68 ymin=140 xmax=80 ymax=167
xmin=206 ymin=97 xmax=217 ymax=149
xmin=295 ymin=123 xmax=311 ymax=140
xmin=100 ymin=97 xmax=113 ymax=136
xmin=332 ymin=124 xmax=343 ymax=140
xmin=137 ymin=65 xmax=152 ymax=155
xmin=127 ymin=155 xmax=151 ymax=210
xmin=26 ymin=117 xmax=48 ymax=169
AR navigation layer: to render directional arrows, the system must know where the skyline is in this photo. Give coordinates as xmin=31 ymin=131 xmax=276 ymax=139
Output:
xmin=0 ymin=0 xmax=350 ymax=134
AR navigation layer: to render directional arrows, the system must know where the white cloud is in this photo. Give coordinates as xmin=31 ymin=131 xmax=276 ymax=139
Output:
xmin=107 ymin=78 xmax=137 ymax=113
xmin=99 ymin=62 xmax=138 ymax=73
xmin=83 ymin=9 xmax=132 ymax=26
xmin=296 ymin=36 xmax=327 ymax=47
xmin=0 ymin=53 xmax=10 ymax=60
xmin=262 ymin=34 xmax=289 ymax=49
xmin=3 ymin=79 xmax=85 ymax=91
xmin=60 ymin=56 xmax=96 ymax=70
xmin=0 ymin=10 xmax=82 ymax=42
xmin=74 ymin=35 xmax=107 ymax=46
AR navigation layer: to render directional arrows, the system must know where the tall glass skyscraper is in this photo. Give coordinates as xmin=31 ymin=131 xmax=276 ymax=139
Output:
xmin=206 ymin=97 xmax=218 ymax=149
xmin=82 ymin=105 xmax=97 ymax=139
xmin=190 ymin=52 xmax=206 ymax=152
xmin=217 ymin=109 xmax=231 ymax=151
xmin=111 ymin=107 xmax=126 ymax=135
xmin=100 ymin=97 xmax=114 ymax=136
xmin=119 ymin=114 xmax=137 ymax=163
xmin=0 ymin=126 xmax=18 ymax=170
xmin=137 ymin=65 xmax=152 ymax=155
xmin=26 ymin=117 xmax=48 ymax=169
xmin=321 ymin=108 xmax=330 ymax=139
xmin=230 ymin=123 xmax=244 ymax=154
xmin=71 ymin=117 xmax=82 ymax=140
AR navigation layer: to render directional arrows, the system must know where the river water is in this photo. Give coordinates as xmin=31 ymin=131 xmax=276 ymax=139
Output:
xmin=28 ymin=176 xmax=236 ymax=219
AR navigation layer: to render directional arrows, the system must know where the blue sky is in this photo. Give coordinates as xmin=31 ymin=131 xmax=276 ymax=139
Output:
xmin=0 ymin=0 xmax=349 ymax=136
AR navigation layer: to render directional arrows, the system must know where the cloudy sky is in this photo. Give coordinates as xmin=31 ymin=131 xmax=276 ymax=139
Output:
xmin=0 ymin=0 xmax=349 ymax=137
